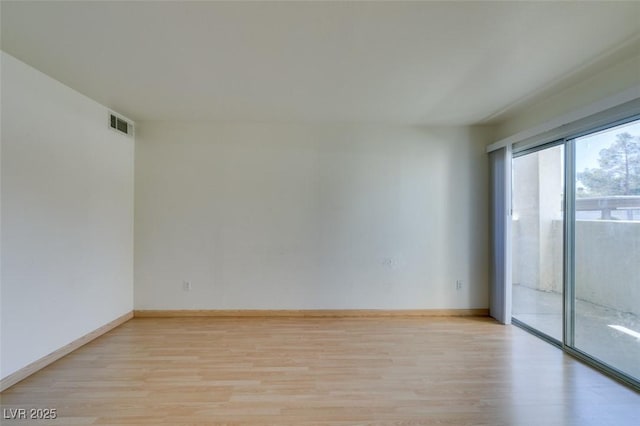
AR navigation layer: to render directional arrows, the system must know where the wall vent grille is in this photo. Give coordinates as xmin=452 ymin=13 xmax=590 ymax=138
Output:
xmin=109 ymin=113 xmax=133 ymax=136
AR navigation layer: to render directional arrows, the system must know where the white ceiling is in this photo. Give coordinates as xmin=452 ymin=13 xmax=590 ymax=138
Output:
xmin=2 ymin=1 xmax=639 ymax=125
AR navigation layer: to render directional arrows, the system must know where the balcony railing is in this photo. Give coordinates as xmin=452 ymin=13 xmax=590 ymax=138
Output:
xmin=575 ymin=196 xmax=640 ymax=220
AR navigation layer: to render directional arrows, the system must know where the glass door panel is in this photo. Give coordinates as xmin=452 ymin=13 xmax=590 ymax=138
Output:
xmin=512 ymin=144 xmax=565 ymax=342
xmin=573 ymin=119 xmax=640 ymax=380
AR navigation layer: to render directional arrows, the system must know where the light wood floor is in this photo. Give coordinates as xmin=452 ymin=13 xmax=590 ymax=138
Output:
xmin=1 ymin=317 xmax=638 ymax=425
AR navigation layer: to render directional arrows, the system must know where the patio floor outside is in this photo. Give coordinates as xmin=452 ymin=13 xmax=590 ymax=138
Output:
xmin=513 ymin=284 xmax=640 ymax=380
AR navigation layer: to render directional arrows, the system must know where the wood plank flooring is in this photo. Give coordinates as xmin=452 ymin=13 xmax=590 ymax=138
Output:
xmin=1 ymin=317 xmax=638 ymax=425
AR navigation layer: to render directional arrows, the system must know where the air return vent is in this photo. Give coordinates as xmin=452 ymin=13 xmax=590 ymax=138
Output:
xmin=109 ymin=112 xmax=133 ymax=136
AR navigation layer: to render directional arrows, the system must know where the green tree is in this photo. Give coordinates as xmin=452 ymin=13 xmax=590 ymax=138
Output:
xmin=577 ymin=132 xmax=640 ymax=197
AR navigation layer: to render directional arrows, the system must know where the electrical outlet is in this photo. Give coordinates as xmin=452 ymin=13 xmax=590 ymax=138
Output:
xmin=456 ymin=280 xmax=463 ymax=290
xmin=182 ymin=281 xmax=192 ymax=291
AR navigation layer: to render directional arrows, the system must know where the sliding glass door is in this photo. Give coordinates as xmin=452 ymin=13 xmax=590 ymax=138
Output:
xmin=512 ymin=144 xmax=564 ymax=342
xmin=511 ymin=116 xmax=640 ymax=387
xmin=572 ymin=119 xmax=640 ymax=381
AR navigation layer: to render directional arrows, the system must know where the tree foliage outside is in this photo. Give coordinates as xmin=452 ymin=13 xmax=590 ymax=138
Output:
xmin=577 ymin=132 xmax=640 ymax=198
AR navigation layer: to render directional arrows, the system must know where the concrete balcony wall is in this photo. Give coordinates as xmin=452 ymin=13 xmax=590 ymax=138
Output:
xmin=574 ymin=220 xmax=640 ymax=316
xmin=514 ymin=218 xmax=639 ymax=316
xmin=512 ymin=147 xmax=564 ymax=295
xmin=512 ymin=145 xmax=639 ymax=317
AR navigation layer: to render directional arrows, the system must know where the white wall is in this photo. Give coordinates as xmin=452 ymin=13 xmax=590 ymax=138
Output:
xmin=0 ymin=52 xmax=134 ymax=379
xmin=135 ymin=123 xmax=491 ymax=310
xmin=495 ymin=52 xmax=640 ymax=140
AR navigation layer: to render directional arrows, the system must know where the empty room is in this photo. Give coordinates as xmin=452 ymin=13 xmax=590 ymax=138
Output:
xmin=1 ymin=1 xmax=639 ymax=425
